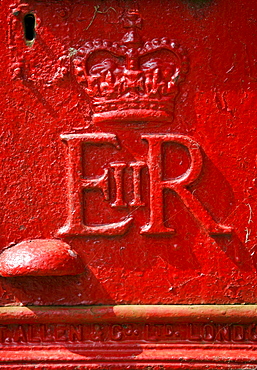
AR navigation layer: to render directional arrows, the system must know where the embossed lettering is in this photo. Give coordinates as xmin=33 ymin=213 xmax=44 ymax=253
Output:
xmin=59 ymin=132 xmax=232 ymax=238
xmin=202 ymin=324 xmax=215 ymax=341
xmin=55 ymin=324 xmax=69 ymax=342
xmin=14 ymin=325 xmax=27 ymax=343
xmin=111 ymin=162 xmax=127 ymax=207
xmin=231 ymin=325 xmax=245 ymax=342
xmin=58 ymin=133 xmax=133 ymax=236
xmin=111 ymin=324 xmax=123 ymax=341
xmin=188 ymin=323 xmax=201 ymax=341
xmin=0 ymin=323 xmax=257 ymax=345
xmin=91 ymin=324 xmax=105 ymax=341
xmin=27 ymin=325 xmax=41 ymax=343
xmin=40 ymin=324 xmax=55 ymax=342
xmin=248 ymin=324 xmax=257 ymax=342
xmin=145 ymin=324 xmax=164 ymax=341
xmin=141 ymin=134 xmax=232 ymax=236
xmin=165 ymin=324 xmax=174 ymax=337
xmin=69 ymin=325 xmax=83 ymax=342
xmin=216 ymin=325 xmax=231 ymax=341
xmin=129 ymin=161 xmax=146 ymax=207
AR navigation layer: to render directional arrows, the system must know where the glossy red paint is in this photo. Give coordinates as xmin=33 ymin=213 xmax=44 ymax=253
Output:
xmin=1 ymin=0 xmax=257 ymax=305
xmin=1 ymin=0 xmax=257 ymax=367
xmin=0 ymin=239 xmax=85 ymax=276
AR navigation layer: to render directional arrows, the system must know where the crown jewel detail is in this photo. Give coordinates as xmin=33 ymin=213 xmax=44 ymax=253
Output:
xmin=73 ymin=10 xmax=189 ymax=123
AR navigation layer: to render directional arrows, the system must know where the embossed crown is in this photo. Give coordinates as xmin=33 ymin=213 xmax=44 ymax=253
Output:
xmin=73 ymin=10 xmax=189 ymax=124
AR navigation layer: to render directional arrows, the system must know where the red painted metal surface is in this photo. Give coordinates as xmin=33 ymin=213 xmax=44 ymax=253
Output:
xmin=1 ymin=0 xmax=257 ymax=367
xmin=0 ymin=239 xmax=84 ymax=276
xmin=1 ymin=0 xmax=257 ymax=306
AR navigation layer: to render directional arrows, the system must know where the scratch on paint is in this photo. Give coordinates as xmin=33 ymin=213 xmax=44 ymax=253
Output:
xmin=245 ymin=203 xmax=253 ymax=243
xmin=85 ymin=5 xmax=117 ymax=30
xmin=245 ymin=227 xmax=251 ymax=243
xmin=170 ymin=273 xmax=205 ymax=291
xmin=246 ymin=203 xmax=253 ymax=224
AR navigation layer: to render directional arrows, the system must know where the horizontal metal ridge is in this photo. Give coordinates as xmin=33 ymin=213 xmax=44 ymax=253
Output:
xmin=0 ymin=305 xmax=256 ymax=324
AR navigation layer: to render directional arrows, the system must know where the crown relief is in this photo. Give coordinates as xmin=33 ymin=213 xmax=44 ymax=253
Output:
xmin=73 ymin=10 xmax=189 ymax=124
xmin=8 ymin=8 xmax=188 ymax=125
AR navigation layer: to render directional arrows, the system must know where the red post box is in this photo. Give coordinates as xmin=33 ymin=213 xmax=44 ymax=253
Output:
xmin=1 ymin=0 xmax=257 ymax=368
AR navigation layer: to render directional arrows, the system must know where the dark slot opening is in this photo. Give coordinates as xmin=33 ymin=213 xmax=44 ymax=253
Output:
xmin=24 ymin=13 xmax=35 ymax=41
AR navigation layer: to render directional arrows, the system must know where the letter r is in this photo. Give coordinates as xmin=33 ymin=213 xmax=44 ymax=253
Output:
xmin=141 ymin=134 xmax=232 ymax=236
